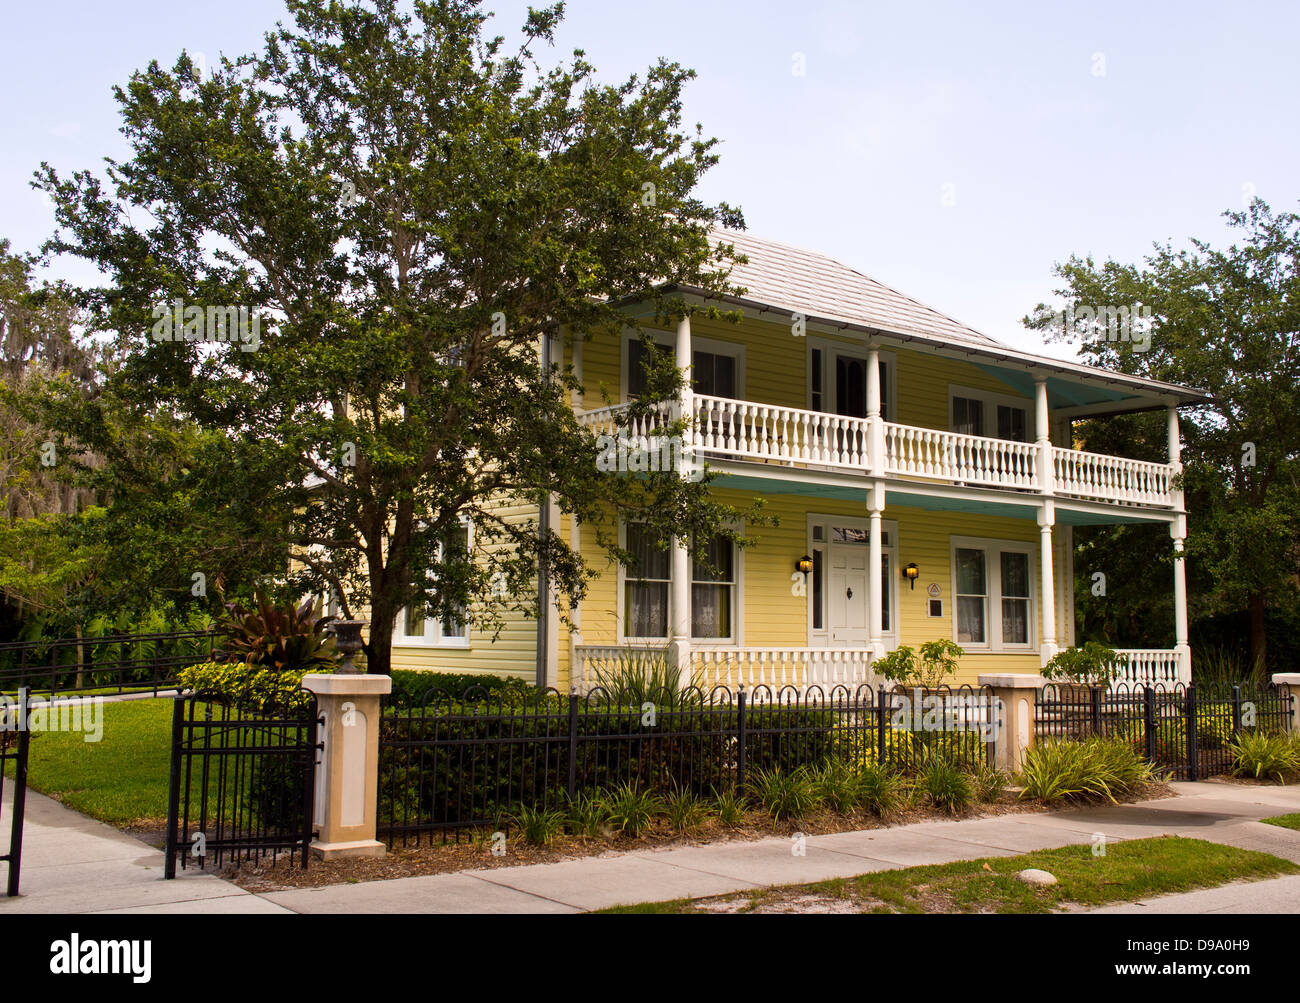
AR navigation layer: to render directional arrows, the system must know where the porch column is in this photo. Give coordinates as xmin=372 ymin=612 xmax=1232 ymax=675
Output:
xmin=675 ymin=314 xmax=695 ymax=470
xmin=1035 ymin=377 xmax=1054 ymax=495
xmin=867 ymin=480 xmax=886 ymax=663
xmin=670 ymin=314 xmax=693 ymax=683
xmin=1168 ymin=406 xmax=1190 ymax=681
xmin=1038 ymin=501 xmax=1058 ymax=666
xmin=866 ymin=345 xmax=883 ymax=473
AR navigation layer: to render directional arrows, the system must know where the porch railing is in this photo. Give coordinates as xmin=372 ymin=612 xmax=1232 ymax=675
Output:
xmin=572 ymin=644 xmax=876 ymax=693
xmin=1109 ymin=648 xmax=1188 ymax=688
xmin=577 ymin=396 xmax=1177 ymax=509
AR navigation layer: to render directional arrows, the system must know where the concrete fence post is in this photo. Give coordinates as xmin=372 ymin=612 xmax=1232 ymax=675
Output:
xmin=979 ymin=673 xmax=1045 ymax=775
xmin=301 ymin=673 xmax=392 ymax=859
xmin=1271 ymin=673 xmax=1300 ymax=735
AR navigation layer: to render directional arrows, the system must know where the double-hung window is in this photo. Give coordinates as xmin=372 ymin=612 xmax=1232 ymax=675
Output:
xmin=623 ymin=522 xmax=737 ymax=641
xmin=951 ymin=539 xmax=1035 ymax=650
xmin=394 ymin=520 xmax=471 ymax=647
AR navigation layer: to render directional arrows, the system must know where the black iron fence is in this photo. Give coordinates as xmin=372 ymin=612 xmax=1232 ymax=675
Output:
xmin=1036 ymin=681 xmax=1294 ymax=780
xmin=0 ymin=630 xmax=219 ymax=698
xmin=164 ymin=691 xmax=320 ymax=876
xmin=1 ymin=688 xmax=31 ymax=896
xmin=378 ymin=683 xmax=1001 ymax=847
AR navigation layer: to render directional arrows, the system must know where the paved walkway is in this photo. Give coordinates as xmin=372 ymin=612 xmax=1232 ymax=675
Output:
xmin=3 ymin=782 xmax=1298 ymax=914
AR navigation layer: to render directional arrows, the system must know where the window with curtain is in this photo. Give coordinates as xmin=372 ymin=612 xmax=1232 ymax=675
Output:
xmin=624 ymin=522 xmax=670 ymax=638
xmin=1000 ymin=550 xmax=1030 ymax=644
xmin=396 ymin=520 xmax=471 ymax=645
xmin=955 ymin=547 xmax=987 ymax=644
xmin=691 ymin=531 xmax=735 ymax=639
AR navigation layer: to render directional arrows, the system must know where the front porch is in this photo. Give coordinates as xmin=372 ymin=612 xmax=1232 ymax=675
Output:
xmin=571 ymin=643 xmax=1188 ymax=693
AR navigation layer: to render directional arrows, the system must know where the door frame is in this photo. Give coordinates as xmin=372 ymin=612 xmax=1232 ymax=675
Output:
xmin=806 ymin=513 xmax=899 ymax=649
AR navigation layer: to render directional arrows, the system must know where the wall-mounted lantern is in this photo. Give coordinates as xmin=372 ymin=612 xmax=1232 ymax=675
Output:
xmin=902 ymin=563 xmax=920 ymax=590
xmin=796 ymin=554 xmax=814 ymax=577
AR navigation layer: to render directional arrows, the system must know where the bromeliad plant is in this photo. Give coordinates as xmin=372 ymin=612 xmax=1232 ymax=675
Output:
xmin=216 ymin=592 xmax=338 ymax=673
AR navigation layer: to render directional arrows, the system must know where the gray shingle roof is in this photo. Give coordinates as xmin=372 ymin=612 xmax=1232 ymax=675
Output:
xmin=705 ymin=228 xmax=1006 ymax=349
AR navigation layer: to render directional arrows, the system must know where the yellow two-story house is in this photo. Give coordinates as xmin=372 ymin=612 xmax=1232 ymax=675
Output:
xmin=391 ymin=229 xmax=1209 ymax=692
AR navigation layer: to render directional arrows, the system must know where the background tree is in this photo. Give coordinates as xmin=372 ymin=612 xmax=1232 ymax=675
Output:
xmin=32 ymin=0 xmax=762 ymax=675
xmin=1025 ymin=199 xmax=1300 ymax=673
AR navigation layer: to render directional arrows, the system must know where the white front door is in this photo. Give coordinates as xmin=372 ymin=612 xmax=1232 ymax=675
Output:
xmin=828 ymin=544 xmax=868 ymax=644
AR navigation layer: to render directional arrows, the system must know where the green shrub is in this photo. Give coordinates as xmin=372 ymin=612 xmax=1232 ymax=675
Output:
xmin=510 ymin=803 xmax=566 ymax=846
xmin=564 ymin=791 xmax=607 ymax=838
xmin=970 ymin=760 xmax=1010 ymax=803
xmin=1230 ymin=732 xmax=1298 ymax=783
xmin=178 ymin=660 xmax=312 ymax=714
xmin=747 ymin=766 xmax=820 ymax=821
xmin=711 ymin=786 xmax=747 ymax=827
xmin=1042 ymin=642 xmax=1125 ymax=685
xmin=664 ymin=785 xmax=708 ymax=832
xmin=853 ymin=763 xmax=906 ymax=817
xmin=603 ymin=782 xmax=665 ymax=837
xmin=921 ymin=753 xmax=973 ymax=814
xmin=811 ymin=760 xmax=859 ymax=814
xmin=1019 ymin=738 xmax=1157 ymax=804
xmin=871 ymin=639 xmax=964 ymax=689
xmin=386 ymin=670 xmax=532 ymax=709
xmin=590 ymin=648 xmax=681 ymax=707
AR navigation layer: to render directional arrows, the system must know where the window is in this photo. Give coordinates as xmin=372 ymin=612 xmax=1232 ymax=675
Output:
xmin=626 ymin=336 xmax=741 ymax=400
xmin=810 ymin=348 xmax=824 ymax=411
xmin=1000 ymin=551 xmax=1030 ymax=644
xmin=955 ymin=547 xmax=987 ymax=644
xmin=950 ymin=387 xmax=1030 ymax=441
xmin=624 ymin=522 xmax=670 ymax=638
xmin=622 ymin=523 xmax=737 ymax=641
xmin=951 ymin=538 xmax=1035 ymax=650
xmin=395 ymin=520 xmax=471 ymax=647
xmin=953 ymin=397 xmax=984 ymax=437
xmin=691 ymin=532 xmax=735 ymax=640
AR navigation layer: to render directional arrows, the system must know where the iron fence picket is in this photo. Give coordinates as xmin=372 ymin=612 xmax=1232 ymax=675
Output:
xmin=1 ymin=688 xmax=31 ymax=896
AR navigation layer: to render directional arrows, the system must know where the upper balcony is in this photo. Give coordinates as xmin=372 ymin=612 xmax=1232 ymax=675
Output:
xmin=579 ymin=393 xmax=1181 ymax=512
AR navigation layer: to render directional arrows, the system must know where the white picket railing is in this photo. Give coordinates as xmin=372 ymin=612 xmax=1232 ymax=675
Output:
xmin=576 ymin=397 xmax=1177 ymax=509
xmin=884 ymin=422 xmax=1038 ymax=490
xmin=692 ymin=647 xmax=876 ymax=692
xmin=692 ymin=394 xmax=868 ymax=469
xmin=1053 ymin=448 xmax=1175 ymax=507
xmin=572 ymin=644 xmax=672 ymax=692
xmin=1109 ymin=649 xmax=1188 ymax=689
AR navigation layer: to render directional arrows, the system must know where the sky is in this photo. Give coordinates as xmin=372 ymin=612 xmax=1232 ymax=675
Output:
xmin=2 ymin=0 xmax=1297 ymax=361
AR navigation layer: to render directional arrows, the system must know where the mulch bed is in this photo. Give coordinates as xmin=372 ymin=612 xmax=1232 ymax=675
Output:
xmin=216 ymin=782 xmax=1175 ymax=893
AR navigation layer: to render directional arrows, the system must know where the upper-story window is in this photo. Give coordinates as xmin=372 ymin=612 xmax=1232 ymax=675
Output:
xmin=949 ymin=386 xmax=1030 ymax=442
xmin=808 ymin=343 xmax=894 ymax=420
xmin=624 ymin=334 xmax=744 ymax=401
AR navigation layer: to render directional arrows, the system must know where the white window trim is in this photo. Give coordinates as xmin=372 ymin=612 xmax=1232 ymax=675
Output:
xmin=806 ymin=513 xmax=899 ymax=649
xmin=948 ymin=535 xmax=1037 ymax=653
xmin=806 ymin=338 xmax=897 ymax=421
xmin=393 ymin=517 xmax=473 ymax=649
xmin=947 ymin=384 xmax=1032 ymax=439
xmin=619 ymin=327 xmax=747 ymax=403
xmin=616 ymin=518 xmax=744 ymax=646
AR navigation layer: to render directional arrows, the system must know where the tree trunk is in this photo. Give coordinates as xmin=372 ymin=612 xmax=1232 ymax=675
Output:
xmin=75 ymin=621 xmax=85 ymax=690
xmin=365 ymin=603 xmax=396 ymax=676
xmin=1248 ymin=593 xmax=1267 ymax=680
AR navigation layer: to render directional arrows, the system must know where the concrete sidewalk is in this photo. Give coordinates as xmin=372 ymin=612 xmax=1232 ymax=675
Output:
xmin=259 ymin=781 xmax=1300 ymax=914
xmin=2 ymin=781 xmax=1297 ymax=914
xmin=0 ymin=788 xmax=290 ymax=914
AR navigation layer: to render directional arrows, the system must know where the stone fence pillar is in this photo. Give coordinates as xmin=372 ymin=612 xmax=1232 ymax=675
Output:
xmin=301 ymin=673 xmax=391 ymax=859
xmin=979 ymin=673 xmax=1045 ymax=774
xmin=1271 ymin=673 xmax=1300 ymax=735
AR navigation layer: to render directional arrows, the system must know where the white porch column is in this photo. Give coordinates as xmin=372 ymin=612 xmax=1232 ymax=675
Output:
xmin=1035 ymin=377 xmax=1054 ymax=495
xmin=867 ymin=480 xmax=886 ymax=662
xmin=669 ymin=314 xmax=693 ymax=681
xmin=866 ymin=345 xmax=883 ymax=474
xmin=1168 ymin=406 xmax=1190 ymax=681
xmin=1038 ymin=501 xmax=1058 ymax=666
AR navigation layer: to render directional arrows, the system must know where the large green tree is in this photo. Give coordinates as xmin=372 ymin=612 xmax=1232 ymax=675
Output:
xmin=1026 ymin=199 xmax=1300 ymax=671
xmin=33 ymin=0 xmax=759 ymax=674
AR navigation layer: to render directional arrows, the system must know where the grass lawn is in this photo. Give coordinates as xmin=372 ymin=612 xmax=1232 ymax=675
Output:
xmin=1261 ymin=813 xmax=1300 ymax=831
xmin=600 ymin=836 xmax=1300 ymax=914
xmin=3 ymin=697 xmax=174 ymax=826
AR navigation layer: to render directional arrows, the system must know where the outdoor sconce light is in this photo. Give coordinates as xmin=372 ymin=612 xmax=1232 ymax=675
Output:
xmin=796 ymin=555 xmax=814 ymax=577
xmin=903 ymin=563 xmax=920 ymax=590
